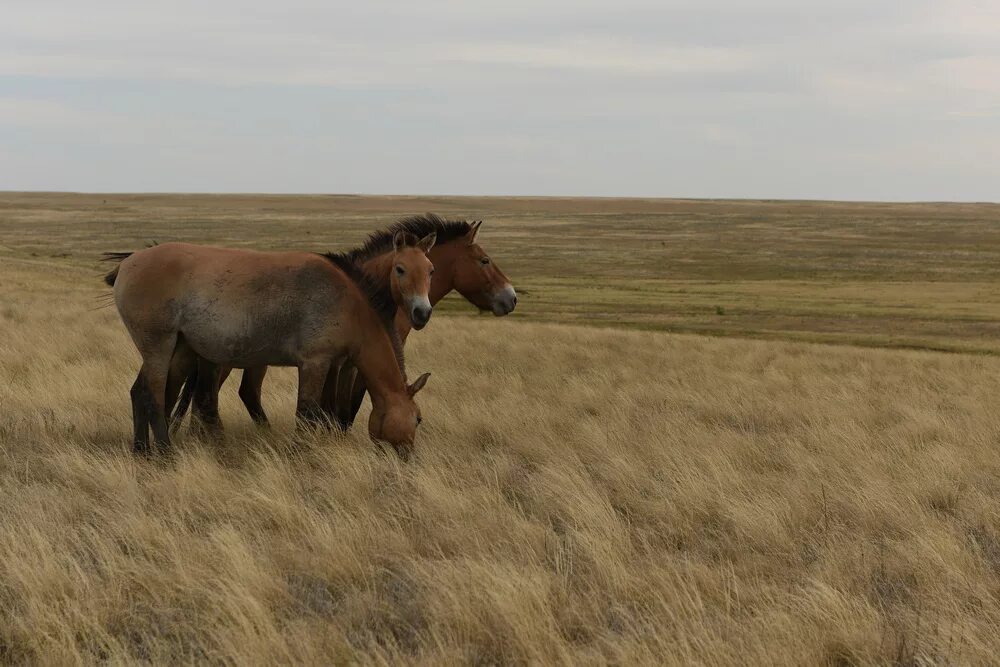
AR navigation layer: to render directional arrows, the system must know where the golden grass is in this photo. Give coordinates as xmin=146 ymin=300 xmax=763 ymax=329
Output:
xmin=4 ymin=192 xmax=1000 ymax=352
xmin=2 ymin=253 xmax=1000 ymax=664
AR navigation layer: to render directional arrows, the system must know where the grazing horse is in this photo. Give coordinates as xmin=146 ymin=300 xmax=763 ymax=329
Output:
xmin=104 ymin=242 xmax=430 ymax=458
xmin=327 ymin=214 xmax=517 ymax=430
xmin=175 ymin=213 xmax=517 ymax=432
xmin=169 ymin=229 xmax=437 ymax=431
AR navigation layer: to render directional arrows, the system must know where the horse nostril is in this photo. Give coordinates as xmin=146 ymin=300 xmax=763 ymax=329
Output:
xmin=413 ymin=306 xmax=431 ymax=324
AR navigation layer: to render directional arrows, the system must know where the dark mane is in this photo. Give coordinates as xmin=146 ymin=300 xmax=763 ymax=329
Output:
xmin=320 ymin=252 xmax=405 ymax=373
xmin=346 ymin=213 xmax=472 ymax=264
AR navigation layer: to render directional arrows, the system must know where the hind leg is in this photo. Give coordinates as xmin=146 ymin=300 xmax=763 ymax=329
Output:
xmin=192 ymin=366 xmax=233 ymax=425
xmin=191 ymin=358 xmax=224 ymax=439
xmin=134 ymin=333 xmax=178 ymax=452
xmin=130 ymin=373 xmax=152 ymax=454
xmin=238 ymin=366 xmax=269 ymax=425
xmin=165 ymin=342 xmax=195 ymax=429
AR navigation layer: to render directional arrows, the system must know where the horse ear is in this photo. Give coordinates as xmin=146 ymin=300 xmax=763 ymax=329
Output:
xmin=394 ymin=231 xmax=418 ymax=251
xmin=407 ymin=372 xmax=430 ymax=396
xmin=467 ymin=220 xmax=483 ymax=245
xmin=417 ymin=232 xmax=436 ymax=253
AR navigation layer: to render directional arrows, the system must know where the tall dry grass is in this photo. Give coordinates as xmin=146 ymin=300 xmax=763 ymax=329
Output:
xmin=2 ymin=256 xmax=1000 ymax=665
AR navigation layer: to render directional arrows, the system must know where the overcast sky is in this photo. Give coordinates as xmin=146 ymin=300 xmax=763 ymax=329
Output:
xmin=2 ymin=1 xmax=998 ymax=200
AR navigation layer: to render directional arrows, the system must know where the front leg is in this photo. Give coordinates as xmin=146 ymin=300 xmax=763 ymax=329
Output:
xmin=296 ymin=358 xmax=331 ymax=430
xmin=343 ymin=372 xmax=368 ymax=431
xmin=320 ymin=358 xmax=345 ymax=430
xmin=332 ymin=360 xmax=361 ymax=431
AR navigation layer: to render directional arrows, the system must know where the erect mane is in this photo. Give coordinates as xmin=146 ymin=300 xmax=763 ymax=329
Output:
xmin=320 ymin=252 xmax=405 ymax=373
xmin=345 ymin=213 xmax=473 ymax=265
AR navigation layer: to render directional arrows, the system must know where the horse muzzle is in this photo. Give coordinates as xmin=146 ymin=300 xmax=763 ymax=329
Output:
xmin=410 ymin=299 xmax=433 ymax=330
xmin=491 ymin=285 xmax=517 ymax=316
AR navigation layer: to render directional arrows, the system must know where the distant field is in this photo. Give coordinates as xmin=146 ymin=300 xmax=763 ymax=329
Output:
xmin=3 ymin=193 xmax=1000 ymax=664
xmin=3 ymin=192 xmax=1000 ymax=352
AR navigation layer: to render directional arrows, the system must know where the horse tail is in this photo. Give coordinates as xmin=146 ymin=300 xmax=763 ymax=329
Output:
xmin=170 ymin=366 xmax=198 ymax=432
xmin=101 ymin=242 xmax=158 ymax=286
xmin=100 ymin=251 xmax=134 ymax=286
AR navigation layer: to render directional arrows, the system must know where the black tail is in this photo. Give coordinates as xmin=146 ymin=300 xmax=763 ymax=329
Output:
xmin=101 ymin=242 xmax=158 ymax=286
xmin=100 ymin=251 xmax=134 ymax=286
xmin=169 ymin=367 xmax=198 ymax=432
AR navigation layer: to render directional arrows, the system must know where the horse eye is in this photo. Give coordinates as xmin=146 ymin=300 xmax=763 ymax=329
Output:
xmin=395 ymin=265 xmax=405 ymax=275
xmin=481 ymin=257 xmax=491 ymax=265
xmin=430 ymin=267 xmax=435 ymax=275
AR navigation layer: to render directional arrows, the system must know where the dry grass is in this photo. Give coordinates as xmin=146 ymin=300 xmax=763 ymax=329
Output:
xmin=4 ymin=192 xmax=1000 ymax=352
xmin=3 ymin=245 xmax=1000 ymax=665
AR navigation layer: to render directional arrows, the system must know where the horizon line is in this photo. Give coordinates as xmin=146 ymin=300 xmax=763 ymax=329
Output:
xmin=3 ymin=189 xmax=998 ymax=206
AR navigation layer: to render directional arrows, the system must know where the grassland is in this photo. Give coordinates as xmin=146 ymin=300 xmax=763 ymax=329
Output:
xmin=2 ymin=193 xmax=1000 ymax=664
xmin=3 ymin=192 xmax=1000 ymax=352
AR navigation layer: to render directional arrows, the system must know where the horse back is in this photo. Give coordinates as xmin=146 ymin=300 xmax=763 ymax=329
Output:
xmin=115 ymin=242 xmax=358 ymax=366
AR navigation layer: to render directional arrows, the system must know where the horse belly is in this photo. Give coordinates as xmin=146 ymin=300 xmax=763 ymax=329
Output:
xmin=177 ymin=275 xmax=344 ymax=368
xmin=178 ymin=294 xmax=303 ymax=367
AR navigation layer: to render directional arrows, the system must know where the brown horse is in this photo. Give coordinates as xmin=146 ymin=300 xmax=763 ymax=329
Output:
xmin=327 ymin=214 xmax=517 ymax=429
xmin=105 ymin=242 xmax=431 ymax=458
xmin=175 ymin=214 xmax=516 ymax=431
xmin=169 ymin=228 xmax=438 ymax=431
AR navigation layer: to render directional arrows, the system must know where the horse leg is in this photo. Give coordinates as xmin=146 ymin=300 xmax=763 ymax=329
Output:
xmin=333 ymin=361 xmax=359 ymax=431
xmin=166 ymin=343 xmax=195 ymax=433
xmin=238 ymin=366 xmax=269 ymax=426
xmin=135 ymin=333 xmax=177 ymax=452
xmin=297 ymin=359 xmax=331 ymax=431
xmin=192 ymin=357 xmax=224 ymax=439
xmin=183 ymin=364 xmax=230 ymax=429
xmin=170 ymin=370 xmax=196 ymax=434
xmin=320 ymin=359 xmax=345 ymax=430
xmin=129 ymin=372 xmax=151 ymax=455
xmin=343 ymin=373 xmax=368 ymax=431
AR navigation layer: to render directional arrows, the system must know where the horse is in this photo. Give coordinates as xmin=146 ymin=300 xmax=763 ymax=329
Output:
xmin=104 ymin=242 xmax=431 ymax=459
xmin=165 ymin=228 xmax=437 ymax=432
xmin=173 ymin=213 xmax=517 ymax=432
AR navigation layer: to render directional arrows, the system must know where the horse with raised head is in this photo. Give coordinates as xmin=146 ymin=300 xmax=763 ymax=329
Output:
xmin=173 ymin=213 xmax=516 ymax=432
xmin=104 ymin=241 xmax=431 ymax=458
xmin=327 ymin=213 xmax=517 ymax=429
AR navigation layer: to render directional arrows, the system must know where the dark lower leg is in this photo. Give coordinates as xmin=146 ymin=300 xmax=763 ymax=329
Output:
xmin=297 ymin=360 xmax=331 ymax=431
xmin=167 ymin=344 xmax=196 ymax=433
xmin=192 ymin=359 xmax=223 ymax=438
xmin=320 ymin=360 xmax=344 ymax=430
xmin=344 ymin=374 xmax=368 ymax=430
xmin=332 ymin=361 xmax=359 ymax=430
xmin=146 ymin=377 xmax=171 ymax=451
xmin=238 ymin=366 xmax=269 ymax=425
xmin=296 ymin=400 xmax=327 ymax=429
xmin=130 ymin=374 xmax=151 ymax=454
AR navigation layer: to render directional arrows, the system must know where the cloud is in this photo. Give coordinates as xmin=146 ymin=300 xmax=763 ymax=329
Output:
xmin=0 ymin=0 xmax=998 ymax=199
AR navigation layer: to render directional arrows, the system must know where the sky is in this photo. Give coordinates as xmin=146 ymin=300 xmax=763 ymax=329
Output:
xmin=1 ymin=1 xmax=998 ymax=201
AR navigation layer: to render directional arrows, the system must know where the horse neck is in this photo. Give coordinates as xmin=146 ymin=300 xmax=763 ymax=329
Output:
xmin=360 ymin=251 xmax=413 ymax=341
xmin=360 ymin=252 xmax=399 ymax=303
xmin=427 ymin=241 xmax=460 ymax=306
xmin=352 ymin=313 xmax=408 ymax=408
xmin=391 ymin=241 xmax=462 ymax=343
xmin=395 ymin=310 xmax=414 ymax=343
